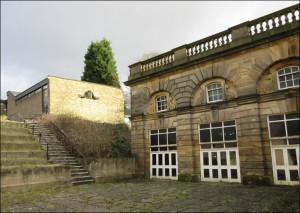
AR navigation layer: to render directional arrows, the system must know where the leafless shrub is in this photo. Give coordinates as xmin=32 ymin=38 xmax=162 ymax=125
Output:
xmin=41 ymin=113 xmax=131 ymax=159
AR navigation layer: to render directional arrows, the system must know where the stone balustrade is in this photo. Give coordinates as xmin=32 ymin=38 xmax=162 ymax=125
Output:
xmin=248 ymin=6 xmax=299 ymax=35
xmin=127 ymin=4 xmax=299 ymax=81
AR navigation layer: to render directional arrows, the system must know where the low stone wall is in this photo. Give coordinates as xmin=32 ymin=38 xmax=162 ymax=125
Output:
xmin=1 ymin=165 xmax=72 ymax=192
xmin=84 ymin=158 xmax=136 ymax=182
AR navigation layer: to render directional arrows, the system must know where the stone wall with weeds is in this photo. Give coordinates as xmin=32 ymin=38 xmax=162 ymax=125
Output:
xmin=41 ymin=113 xmax=131 ymax=159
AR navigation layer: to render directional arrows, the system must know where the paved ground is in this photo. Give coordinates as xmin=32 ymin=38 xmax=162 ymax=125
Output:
xmin=1 ymin=179 xmax=299 ymax=212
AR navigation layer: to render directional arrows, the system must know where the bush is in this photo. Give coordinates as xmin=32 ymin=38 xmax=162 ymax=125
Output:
xmin=178 ymin=173 xmax=198 ymax=182
xmin=41 ymin=114 xmax=131 ymax=159
xmin=242 ymin=174 xmax=271 ymax=186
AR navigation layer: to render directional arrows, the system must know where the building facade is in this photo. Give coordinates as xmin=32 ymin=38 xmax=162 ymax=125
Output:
xmin=7 ymin=75 xmax=124 ymax=124
xmin=125 ymin=5 xmax=300 ymax=185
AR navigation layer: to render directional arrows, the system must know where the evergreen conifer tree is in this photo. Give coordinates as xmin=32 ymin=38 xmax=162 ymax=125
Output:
xmin=81 ymin=38 xmax=120 ymax=88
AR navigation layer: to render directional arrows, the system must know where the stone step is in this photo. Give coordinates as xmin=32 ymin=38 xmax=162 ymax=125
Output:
xmin=1 ymin=157 xmax=48 ymax=165
xmin=1 ymin=135 xmax=36 ymax=143
xmin=1 ymin=142 xmax=42 ymax=151
xmin=72 ymin=179 xmax=94 ymax=186
xmin=1 ymin=121 xmax=25 ymax=128
xmin=1 ymin=128 xmax=31 ymax=136
xmin=71 ymin=171 xmax=89 ymax=176
xmin=1 ymin=150 xmax=46 ymax=159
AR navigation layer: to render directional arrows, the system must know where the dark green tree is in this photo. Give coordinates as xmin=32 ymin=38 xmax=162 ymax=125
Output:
xmin=81 ymin=38 xmax=120 ymax=87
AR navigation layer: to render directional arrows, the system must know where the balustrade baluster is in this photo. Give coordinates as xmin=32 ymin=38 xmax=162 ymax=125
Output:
xmin=280 ymin=14 xmax=285 ymax=26
xmin=288 ymin=12 xmax=294 ymax=22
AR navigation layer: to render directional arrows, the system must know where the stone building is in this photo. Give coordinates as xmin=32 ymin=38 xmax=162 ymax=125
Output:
xmin=7 ymin=75 xmax=124 ymax=123
xmin=125 ymin=4 xmax=299 ymax=185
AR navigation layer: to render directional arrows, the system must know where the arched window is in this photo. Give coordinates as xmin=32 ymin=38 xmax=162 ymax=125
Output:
xmin=277 ymin=66 xmax=299 ymax=90
xmin=156 ymin=95 xmax=168 ymax=112
xmin=206 ymin=83 xmax=223 ymax=103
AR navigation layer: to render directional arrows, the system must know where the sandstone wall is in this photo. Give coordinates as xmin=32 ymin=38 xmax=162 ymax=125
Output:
xmin=48 ymin=76 xmax=124 ymax=123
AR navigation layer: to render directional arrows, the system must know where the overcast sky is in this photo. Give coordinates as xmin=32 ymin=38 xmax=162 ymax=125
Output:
xmin=1 ymin=1 xmax=298 ymax=99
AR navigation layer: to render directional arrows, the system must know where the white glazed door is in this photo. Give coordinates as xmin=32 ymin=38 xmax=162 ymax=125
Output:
xmin=201 ymin=149 xmax=240 ymax=183
xmin=150 ymin=151 xmax=178 ymax=180
xmin=272 ymin=147 xmax=299 ymax=185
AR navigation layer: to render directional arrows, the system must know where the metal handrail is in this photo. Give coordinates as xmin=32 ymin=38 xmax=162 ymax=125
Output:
xmin=46 ymin=119 xmax=88 ymax=162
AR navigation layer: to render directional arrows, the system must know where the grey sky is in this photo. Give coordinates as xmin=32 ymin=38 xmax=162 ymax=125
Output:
xmin=1 ymin=1 xmax=298 ymax=99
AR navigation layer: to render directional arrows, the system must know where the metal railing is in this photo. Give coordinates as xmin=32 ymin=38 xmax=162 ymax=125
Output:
xmin=46 ymin=118 xmax=88 ymax=162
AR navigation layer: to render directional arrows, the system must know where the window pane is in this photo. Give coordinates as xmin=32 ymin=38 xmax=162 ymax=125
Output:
xmin=290 ymin=170 xmax=299 ymax=181
xmin=159 ymin=129 xmax=167 ymax=133
xmin=158 ymin=154 xmax=163 ymax=165
xmin=285 ymin=67 xmax=291 ymax=74
xmin=269 ymin=115 xmax=284 ymax=121
xmin=151 ymin=147 xmax=158 ymax=151
xmin=171 ymin=154 xmax=176 ymax=165
xmin=286 ymin=113 xmax=299 ymax=119
xmin=294 ymin=79 xmax=299 ymax=86
xmin=287 ymin=120 xmax=300 ymax=136
xmin=168 ymin=133 xmax=176 ymax=144
xmin=165 ymin=154 xmax=169 ymax=165
xmin=212 ymin=169 xmax=218 ymax=178
xmin=221 ymin=152 xmax=227 ymax=165
xmin=160 ymin=147 xmax=167 ymax=151
xmin=269 ymin=122 xmax=286 ymax=137
xmin=224 ymin=126 xmax=236 ymax=141
xmin=224 ymin=120 xmax=235 ymax=126
xmin=278 ymin=69 xmax=284 ymax=75
xmin=200 ymin=129 xmax=211 ymax=142
xmin=230 ymin=151 xmax=237 ymax=165
xmin=275 ymin=149 xmax=284 ymax=166
xmin=200 ymin=124 xmax=210 ymax=129
xmin=280 ymin=82 xmax=286 ymax=88
xmin=152 ymin=168 xmax=156 ymax=176
xmin=291 ymin=66 xmax=299 ymax=72
xmin=172 ymin=169 xmax=176 ymax=177
xmin=158 ymin=168 xmax=163 ymax=176
xmin=287 ymin=149 xmax=297 ymax=165
xmin=225 ymin=142 xmax=237 ymax=148
xmin=151 ymin=130 xmax=158 ymax=134
xmin=221 ymin=169 xmax=228 ymax=179
xmin=212 ymin=128 xmax=223 ymax=141
xmin=168 ymin=146 xmax=177 ymax=150
xmin=271 ymin=139 xmax=287 ymax=145
xmin=168 ymin=128 xmax=176 ymax=132
xmin=286 ymin=80 xmax=293 ymax=87
xmin=289 ymin=139 xmax=300 ymax=145
xmin=165 ymin=169 xmax=170 ymax=176
xmin=201 ymin=144 xmax=211 ymax=149
xmin=159 ymin=134 xmax=167 ymax=145
xmin=231 ymin=169 xmax=238 ymax=179
xmin=277 ymin=170 xmax=286 ymax=180
xmin=212 ymin=152 xmax=218 ymax=165
xmin=203 ymin=152 xmax=209 ymax=165
xmin=204 ymin=169 xmax=210 ymax=178
xmin=212 ymin=143 xmax=224 ymax=148
xmin=211 ymin=122 xmax=222 ymax=127
xmin=152 ymin=154 xmax=156 ymax=165
xmin=151 ymin=135 xmax=158 ymax=146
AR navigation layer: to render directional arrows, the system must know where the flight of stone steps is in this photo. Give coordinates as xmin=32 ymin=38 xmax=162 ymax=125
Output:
xmin=27 ymin=123 xmax=95 ymax=185
xmin=1 ymin=121 xmax=55 ymax=169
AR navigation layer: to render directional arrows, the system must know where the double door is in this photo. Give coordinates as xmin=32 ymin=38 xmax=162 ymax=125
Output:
xmin=201 ymin=149 xmax=240 ymax=183
xmin=150 ymin=151 xmax=178 ymax=180
xmin=272 ymin=146 xmax=299 ymax=185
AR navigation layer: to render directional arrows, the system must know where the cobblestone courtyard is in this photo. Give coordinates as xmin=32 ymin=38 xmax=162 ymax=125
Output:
xmin=1 ymin=180 xmax=299 ymax=212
